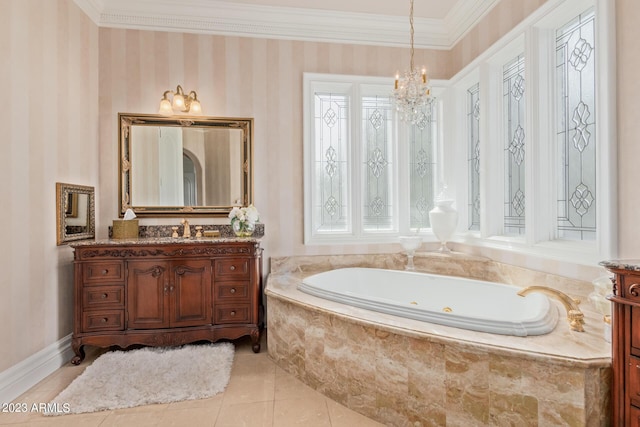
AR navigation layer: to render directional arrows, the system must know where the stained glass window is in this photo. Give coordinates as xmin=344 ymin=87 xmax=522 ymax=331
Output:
xmin=556 ymin=9 xmax=596 ymax=240
xmin=467 ymin=83 xmax=480 ymax=231
xmin=503 ymin=55 xmax=526 ymax=236
xmin=409 ymin=102 xmax=437 ymax=230
xmin=313 ymin=93 xmax=350 ymax=233
xmin=362 ymin=95 xmax=395 ymax=231
xmin=305 ymin=76 xmax=441 ymax=243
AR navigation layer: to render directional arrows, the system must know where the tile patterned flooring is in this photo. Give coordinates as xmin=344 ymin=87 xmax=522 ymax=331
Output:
xmin=0 ymin=334 xmax=383 ymax=427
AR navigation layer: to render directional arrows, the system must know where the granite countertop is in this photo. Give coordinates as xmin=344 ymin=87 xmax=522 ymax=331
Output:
xmin=70 ymin=236 xmax=261 ymax=247
xmin=599 ymin=260 xmax=640 ymax=271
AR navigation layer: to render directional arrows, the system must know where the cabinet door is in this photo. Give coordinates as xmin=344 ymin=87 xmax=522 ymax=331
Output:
xmin=171 ymin=260 xmax=212 ymax=327
xmin=127 ymin=261 xmax=170 ymax=329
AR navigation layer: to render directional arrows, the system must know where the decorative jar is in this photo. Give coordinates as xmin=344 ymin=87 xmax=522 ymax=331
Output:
xmin=429 ymin=199 xmax=458 ymax=253
xmin=232 ymin=220 xmax=255 ymax=237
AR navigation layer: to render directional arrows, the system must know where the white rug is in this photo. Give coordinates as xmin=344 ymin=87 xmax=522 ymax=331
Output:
xmin=47 ymin=342 xmax=235 ymax=415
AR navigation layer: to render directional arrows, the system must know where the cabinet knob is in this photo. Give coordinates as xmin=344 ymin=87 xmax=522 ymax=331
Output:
xmin=230 ymin=265 xmax=236 ymax=271
xmin=101 ymin=293 xmax=108 ymax=299
xmin=230 ymin=311 xmax=236 ymax=316
xmin=170 ymin=286 xmax=174 ymax=292
xmin=101 ymin=269 xmax=108 ymax=275
xmin=230 ymin=288 xmax=236 ymax=294
xmin=101 ymin=317 xmax=108 ymax=323
xmin=164 ymin=286 xmax=169 ymax=293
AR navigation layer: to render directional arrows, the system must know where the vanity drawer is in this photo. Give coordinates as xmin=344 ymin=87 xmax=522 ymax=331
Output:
xmin=83 ymin=286 xmax=124 ymax=309
xmin=214 ymin=281 xmax=250 ymax=300
xmin=214 ymin=259 xmax=250 ymax=280
xmin=214 ymin=304 xmax=251 ymax=324
xmin=82 ymin=262 xmax=125 ymax=283
xmin=632 ymin=307 xmax=640 ymax=354
xmin=630 ymin=405 xmax=640 ymax=427
xmin=621 ymin=274 xmax=640 ymax=302
xmin=630 ymin=356 xmax=640 ymax=408
xmin=82 ymin=310 xmax=125 ymax=332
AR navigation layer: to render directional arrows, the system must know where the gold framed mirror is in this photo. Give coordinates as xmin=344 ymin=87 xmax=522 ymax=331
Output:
xmin=56 ymin=183 xmax=96 ymax=245
xmin=119 ymin=113 xmax=253 ymax=217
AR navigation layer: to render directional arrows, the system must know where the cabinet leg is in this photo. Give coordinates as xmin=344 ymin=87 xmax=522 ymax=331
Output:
xmin=71 ymin=339 xmax=85 ymax=365
xmin=251 ymin=329 xmax=261 ymax=353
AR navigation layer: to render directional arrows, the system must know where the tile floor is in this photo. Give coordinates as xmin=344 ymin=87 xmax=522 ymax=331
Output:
xmin=0 ymin=334 xmax=383 ymax=427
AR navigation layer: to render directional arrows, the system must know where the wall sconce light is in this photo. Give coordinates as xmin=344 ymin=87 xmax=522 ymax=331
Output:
xmin=158 ymin=85 xmax=202 ymax=115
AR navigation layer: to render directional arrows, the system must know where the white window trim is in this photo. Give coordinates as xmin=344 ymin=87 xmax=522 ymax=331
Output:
xmin=446 ymin=0 xmax=616 ymax=266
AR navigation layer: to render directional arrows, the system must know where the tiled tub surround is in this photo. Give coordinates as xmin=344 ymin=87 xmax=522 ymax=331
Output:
xmin=266 ymin=253 xmax=612 ymax=426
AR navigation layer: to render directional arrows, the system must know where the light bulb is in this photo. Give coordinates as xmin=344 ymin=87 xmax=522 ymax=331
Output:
xmin=172 ymin=94 xmax=185 ymax=110
xmin=158 ymin=99 xmax=173 ymax=115
xmin=189 ymin=100 xmax=202 ymax=115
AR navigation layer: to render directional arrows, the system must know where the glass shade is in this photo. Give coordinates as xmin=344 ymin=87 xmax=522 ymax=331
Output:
xmin=189 ymin=100 xmax=202 ymax=115
xmin=158 ymin=99 xmax=173 ymax=115
xmin=172 ymin=93 xmax=185 ymax=110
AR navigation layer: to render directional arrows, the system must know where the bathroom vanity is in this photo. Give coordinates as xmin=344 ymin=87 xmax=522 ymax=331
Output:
xmin=70 ymin=238 xmax=262 ymax=364
xmin=601 ymin=260 xmax=640 ymax=426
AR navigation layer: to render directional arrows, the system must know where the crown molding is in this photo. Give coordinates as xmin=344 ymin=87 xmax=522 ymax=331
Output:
xmin=73 ymin=0 xmax=497 ymax=50
xmin=73 ymin=0 xmax=103 ymax=24
xmin=445 ymin=0 xmax=502 ymax=46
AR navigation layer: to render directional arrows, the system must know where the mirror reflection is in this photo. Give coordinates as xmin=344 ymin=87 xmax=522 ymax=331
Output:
xmin=130 ymin=126 xmax=244 ymax=207
xmin=119 ymin=114 xmax=253 ymax=217
xmin=56 ymin=183 xmax=95 ymax=245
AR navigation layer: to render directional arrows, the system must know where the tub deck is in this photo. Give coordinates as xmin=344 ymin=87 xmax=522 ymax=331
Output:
xmin=266 ymin=254 xmax=611 ymax=426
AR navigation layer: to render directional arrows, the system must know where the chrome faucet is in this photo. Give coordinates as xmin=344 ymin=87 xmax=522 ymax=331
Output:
xmin=181 ymin=219 xmax=191 ymax=238
xmin=517 ymin=286 xmax=585 ymax=332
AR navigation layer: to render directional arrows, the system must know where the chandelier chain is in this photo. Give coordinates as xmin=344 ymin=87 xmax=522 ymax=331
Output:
xmin=409 ymin=0 xmax=415 ymax=72
xmin=392 ymin=0 xmax=432 ymax=124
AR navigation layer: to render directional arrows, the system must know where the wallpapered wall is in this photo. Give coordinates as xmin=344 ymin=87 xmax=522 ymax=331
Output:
xmin=3 ymin=0 xmax=640 ymax=377
xmin=0 ymin=0 xmax=99 ymax=372
xmin=96 ymin=30 xmax=451 ymax=263
xmin=449 ymin=0 xmax=548 ymax=74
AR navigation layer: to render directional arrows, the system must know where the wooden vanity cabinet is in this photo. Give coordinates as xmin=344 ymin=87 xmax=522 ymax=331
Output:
xmin=71 ymin=240 xmax=262 ymax=364
xmin=602 ymin=262 xmax=640 ymax=426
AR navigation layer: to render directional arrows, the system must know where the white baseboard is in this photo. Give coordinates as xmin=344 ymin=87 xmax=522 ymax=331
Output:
xmin=0 ymin=334 xmax=74 ymax=404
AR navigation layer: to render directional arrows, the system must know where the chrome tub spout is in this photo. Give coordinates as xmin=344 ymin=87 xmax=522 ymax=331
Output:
xmin=517 ymin=286 xmax=585 ymax=332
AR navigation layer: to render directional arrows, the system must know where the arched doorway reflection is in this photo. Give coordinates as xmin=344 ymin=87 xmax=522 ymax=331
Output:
xmin=183 ymin=150 xmax=203 ymax=206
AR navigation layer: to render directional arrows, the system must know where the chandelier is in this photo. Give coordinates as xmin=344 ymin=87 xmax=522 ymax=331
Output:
xmin=393 ymin=0 xmax=432 ymax=124
xmin=158 ymin=85 xmax=202 ymax=115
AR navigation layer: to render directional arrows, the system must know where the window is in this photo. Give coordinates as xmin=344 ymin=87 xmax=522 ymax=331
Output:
xmin=409 ymin=105 xmax=438 ymax=230
xmin=304 ymin=74 xmax=440 ymax=244
xmin=555 ymin=9 xmax=596 ymax=240
xmin=450 ymin=0 xmax=614 ymax=263
xmin=467 ymin=83 xmax=480 ymax=231
xmin=503 ymin=54 xmax=526 ymax=236
xmin=361 ymin=94 xmax=396 ymax=232
xmin=311 ymin=91 xmax=350 ymax=234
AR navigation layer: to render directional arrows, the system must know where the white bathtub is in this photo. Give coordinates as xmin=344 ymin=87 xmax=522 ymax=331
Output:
xmin=298 ymin=267 xmax=558 ymax=336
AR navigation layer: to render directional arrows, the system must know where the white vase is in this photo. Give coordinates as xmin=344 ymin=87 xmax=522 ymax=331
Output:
xmin=429 ymin=200 xmax=458 ymax=253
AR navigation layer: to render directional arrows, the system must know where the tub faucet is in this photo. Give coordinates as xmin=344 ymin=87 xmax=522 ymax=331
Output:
xmin=517 ymin=286 xmax=585 ymax=332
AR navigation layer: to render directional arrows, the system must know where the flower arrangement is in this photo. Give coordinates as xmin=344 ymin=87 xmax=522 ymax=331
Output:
xmin=228 ymin=204 xmax=260 ymax=237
